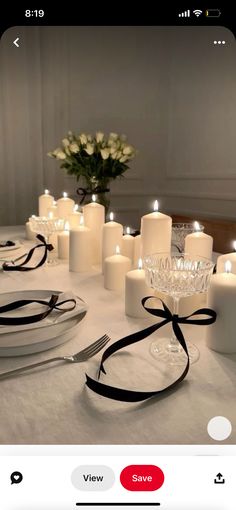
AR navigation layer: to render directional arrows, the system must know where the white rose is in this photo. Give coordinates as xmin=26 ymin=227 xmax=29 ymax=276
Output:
xmin=123 ymin=145 xmax=133 ymax=155
xmin=110 ymin=146 xmax=117 ymax=155
xmin=119 ymin=155 xmax=129 ymax=163
xmin=62 ymin=138 xmax=70 ymax=147
xmin=96 ymin=131 xmax=104 ymax=143
xmin=109 ymin=132 xmax=118 ymax=140
xmin=79 ymin=133 xmax=87 ymax=145
xmin=85 ymin=144 xmax=94 ymax=155
xmin=70 ymin=142 xmax=79 ymax=153
xmin=116 ymin=151 xmax=122 ymax=159
xmin=101 ymin=148 xmax=110 ymax=160
xmin=56 ymin=150 xmax=66 ymax=160
xmin=111 ymin=151 xmax=117 ymax=160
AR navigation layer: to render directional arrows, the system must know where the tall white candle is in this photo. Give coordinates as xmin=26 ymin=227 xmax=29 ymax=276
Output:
xmin=68 ymin=204 xmax=82 ymax=228
xmin=47 ymin=200 xmax=58 ymax=218
xmin=185 ymin=221 xmax=213 ymax=260
xmin=57 ymin=192 xmax=75 ymax=220
xmin=125 ymin=259 xmax=153 ymax=318
xmin=217 ymin=240 xmax=236 ymax=274
xmin=141 ymin=200 xmax=172 ymax=257
xmin=121 ymin=226 xmax=134 ymax=263
xmin=104 ymin=245 xmax=131 ymax=290
xmin=69 ymin=216 xmax=92 ymax=272
xmin=102 ymin=212 xmax=123 ymax=272
xmin=38 ymin=189 xmax=54 ymax=217
xmin=206 ymin=261 xmax=236 ymax=353
xmin=58 ymin=221 xmax=70 ymax=259
xmin=133 ymin=234 xmax=142 ymax=268
xmin=83 ymin=194 xmax=105 ymax=265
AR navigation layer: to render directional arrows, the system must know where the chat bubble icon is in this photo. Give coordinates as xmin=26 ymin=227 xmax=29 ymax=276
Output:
xmin=10 ymin=471 xmax=23 ymax=485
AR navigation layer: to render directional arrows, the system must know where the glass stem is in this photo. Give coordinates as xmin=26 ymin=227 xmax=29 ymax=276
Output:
xmin=168 ymin=296 xmax=181 ymax=352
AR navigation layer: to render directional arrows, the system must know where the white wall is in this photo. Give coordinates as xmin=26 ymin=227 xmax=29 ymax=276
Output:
xmin=0 ymin=25 xmax=236 ymax=226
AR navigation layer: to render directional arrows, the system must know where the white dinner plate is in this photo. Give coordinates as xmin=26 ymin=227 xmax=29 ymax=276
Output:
xmin=0 ymin=240 xmax=22 ymax=253
xmin=0 ymin=289 xmax=87 ymax=356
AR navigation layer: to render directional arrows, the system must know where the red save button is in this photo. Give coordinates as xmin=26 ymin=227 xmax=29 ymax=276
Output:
xmin=120 ymin=465 xmax=164 ymax=491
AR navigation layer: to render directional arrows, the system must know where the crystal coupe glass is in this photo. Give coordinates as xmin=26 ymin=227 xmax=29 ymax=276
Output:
xmin=30 ymin=216 xmax=64 ymax=265
xmin=143 ymin=253 xmax=214 ymax=365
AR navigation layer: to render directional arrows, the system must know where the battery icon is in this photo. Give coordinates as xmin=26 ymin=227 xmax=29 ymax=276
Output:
xmin=205 ymin=9 xmax=221 ymax=17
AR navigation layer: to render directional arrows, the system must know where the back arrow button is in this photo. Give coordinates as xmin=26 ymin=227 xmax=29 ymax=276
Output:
xmin=13 ymin=38 xmax=20 ymax=48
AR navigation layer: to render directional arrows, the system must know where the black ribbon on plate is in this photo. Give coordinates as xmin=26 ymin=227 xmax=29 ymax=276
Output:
xmin=85 ymin=297 xmax=217 ymax=402
xmin=76 ymin=186 xmax=110 ymax=205
xmin=0 ymin=240 xmax=15 ymax=248
xmin=2 ymin=234 xmax=53 ymax=272
xmin=0 ymin=294 xmax=76 ymax=326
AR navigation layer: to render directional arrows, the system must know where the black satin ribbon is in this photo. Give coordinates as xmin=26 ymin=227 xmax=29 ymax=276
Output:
xmin=76 ymin=186 xmax=110 ymax=205
xmin=2 ymin=234 xmax=53 ymax=272
xmin=0 ymin=294 xmax=76 ymax=326
xmin=86 ymin=297 xmax=217 ymax=402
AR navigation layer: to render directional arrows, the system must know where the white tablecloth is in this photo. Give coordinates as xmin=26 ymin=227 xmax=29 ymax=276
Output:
xmin=0 ymin=226 xmax=235 ymax=445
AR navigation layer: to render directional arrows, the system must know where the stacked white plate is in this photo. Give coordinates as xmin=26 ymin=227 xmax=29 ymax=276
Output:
xmin=0 ymin=290 xmax=88 ymax=356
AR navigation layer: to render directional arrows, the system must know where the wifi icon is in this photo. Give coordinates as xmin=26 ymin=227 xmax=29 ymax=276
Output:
xmin=193 ymin=9 xmax=203 ymax=17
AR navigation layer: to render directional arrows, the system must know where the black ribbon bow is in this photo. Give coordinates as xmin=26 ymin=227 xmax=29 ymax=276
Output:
xmin=85 ymin=297 xmax=217 ymax=402
xmin=76 ymin=186 xmax=110 ymax=205
xmin=2 ymin=234 xmax=53 ymax=272
xmin=0 ymin=294 xmax=76 ymax=326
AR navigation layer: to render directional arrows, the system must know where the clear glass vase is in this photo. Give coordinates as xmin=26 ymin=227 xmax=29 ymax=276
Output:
xmin=77 ymin=176 xmax=110 ymax=214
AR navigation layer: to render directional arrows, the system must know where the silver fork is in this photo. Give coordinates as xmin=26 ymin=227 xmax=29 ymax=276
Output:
xmin=0 ymin=334 xmax=110 ymax=380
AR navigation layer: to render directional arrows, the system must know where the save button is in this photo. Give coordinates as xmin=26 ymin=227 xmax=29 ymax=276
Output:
xmin=120 ymin=465 xmax=164 ymax=491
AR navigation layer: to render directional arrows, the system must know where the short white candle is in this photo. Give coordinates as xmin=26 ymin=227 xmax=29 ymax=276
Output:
xmin=104 ymin=245 xmax=131 ymax=291
xmin=185 ymin=221 xmax=213 ymax=260
xmin=141 ymin=200 xmax=172 ymax=257
xmin=133 ymin=234 xmax=142 ymax=268
xmin=125 ymin=259 xmax=153 ymax=318
xmin=38 ymin=189 xmax=54 ymax=217
xmin=216 ymin=240 xmax=236 ymax=274
xmin=121 ymin=226 xmax=134 ymax=263
xmin=58 ymin=221 xmax=70 ymax=259
xmin=25 ymin=215 xmax=37 ymax=240
xmin=47 ymin=200 xmax=58 ymax=219
xmin=83 ymin=194 xmax=105 ymax=265
xmin=69 ymin=216 xmax=92 ymax=272
xmin=57 ymin=192 xmax=75 ymax=220
xmin=206 ymin=261 xmax=236 ymax=353
xmin=68 ymin=204 xmax=82 ymax=228
xmin=102 ymin=212 xmax=123 ymax=272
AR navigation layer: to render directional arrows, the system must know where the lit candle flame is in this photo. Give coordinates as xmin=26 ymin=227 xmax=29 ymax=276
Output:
xmin=44 ymin=189 xmax=49 ymax=195
xmin=126 ymin=226 xmax=131 ymax=235
xmin=53 ymin=200 xmax=57 ymax=206
xmin=92 ymin=194 xmax=96 ymax=202
xmin=74 ymin=204 xmax=79 ymax=212
xmin=116 ymin=245 xmax=120 ymax=255
xmin=153 ymin=200 xmax=159 ymax=212
xmin=109 ymin=212 xmax=114 ymax=221
xmin=48 ymin=211 xmax=53 ymax=219
xmin=138 ymin=258 xmax=143 ymax=270
xmin=225 ymin=260 xmax=232 ymax=273
xmin=194 ymin=221 xmax=200 ymax=232
xmin=31 ymin=214 xmax=36 ymax=219
xmin=64 ymin=221 xmax=70 ymax=232
xmin=80 ymin=215 xmax=84 ymax=226
xmin=233 ymin=240 xmax=236 ymax=252
xmin=63 ymin=191 xmax=68 ymax=198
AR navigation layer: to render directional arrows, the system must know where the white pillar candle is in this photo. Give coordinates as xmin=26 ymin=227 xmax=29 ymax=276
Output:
xmin=68 ymin=204 xmax=82 ymax=228
xmin=83 ymin=195 xmax=105 ymax=265
xmin=69 ymin=216 xmax=92 ymax=272
xmin=104 ymin=245 xmax=131 ymax=291
xmin=141 ymin=200 xmax=172 ymax=257
xmin=216 ymin=240 xmax=236 ymax=274
xmin=57 ymin=192 xmax=75 ymax=220
xmin=125 ymin=259 xmax=154 ymax=318
xmin=102 ymin=212 xmax=123 ymax=272
xmin=58 ymin=221 xmax=70 ymax=259
xmin=25 ymin=216 xmax=37 ymax=240
xmin=133 ymin=234 xmax=142 ymax=268
xmin=206 ymin=261 xmax=236 ymax=353
xmin=47 ymin=200 xmax=58 ymax=218
xmin=121 ymin=226 xmax=134 ymax=263
xmin=38 ymin=189 xmax=54 ymax=217
xmin=185 ymin=221 xmax=213 ymax=260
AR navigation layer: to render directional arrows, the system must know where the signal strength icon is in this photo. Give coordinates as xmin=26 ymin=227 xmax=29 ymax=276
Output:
xmin=193 ymin=9 xmax=203 ymax=17
xmin=178 ymin=9 xmax=190 ymax=17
